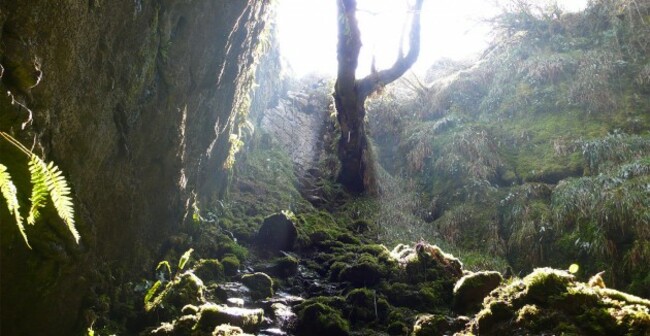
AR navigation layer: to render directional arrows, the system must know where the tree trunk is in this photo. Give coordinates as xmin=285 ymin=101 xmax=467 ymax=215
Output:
xmin=334 ymin=0 xmax=424 ymax=194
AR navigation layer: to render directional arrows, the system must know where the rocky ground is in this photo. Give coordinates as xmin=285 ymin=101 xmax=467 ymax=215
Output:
xmin=123 ymin=211 xmax=650 ymax=336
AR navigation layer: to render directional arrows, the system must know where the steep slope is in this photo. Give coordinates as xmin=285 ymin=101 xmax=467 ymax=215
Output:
xmin=368 ymin=0 xmax=650 ymax=295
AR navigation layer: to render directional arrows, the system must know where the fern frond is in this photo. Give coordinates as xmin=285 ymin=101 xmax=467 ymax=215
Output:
xmin=178 ymin=248 xmax=194 ymax=270
xmin=28 ymin=155 xmax=80 ymax=243
xmin=27 ymin=155 xmax=49 ymax=225
xmin=144 ymin=280 xmax=162 ymax=308
xmin=0 ymin=164 xmax=30 ymax=248
xmin=156 ymin=260 xmax=172 ymax=280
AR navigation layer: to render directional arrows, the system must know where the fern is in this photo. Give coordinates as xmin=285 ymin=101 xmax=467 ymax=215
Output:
xmin=0 ymin=164 xmax=30 ymax=248
xmin=27 ymin=155 xmax=79 ymax=243
xmin=27 ymin=156 xmax=48 ymax=225
xmin=0 ymin=131 xmax=80 ymax=246
xmin=156 ymin=260 xmax=172 ymax=280
xmin=143 ymin=280 xmax=162 ymax=309
xmin=178 ymin=248 xmax=194 ymax=270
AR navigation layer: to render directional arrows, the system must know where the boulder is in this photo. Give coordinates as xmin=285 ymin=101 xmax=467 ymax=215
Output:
xmin=241 ymin=272 xmax=274 ymax=300
xmin=412 ymin=314 xmax=469 ymax=336
xmin=194 ymin=259 xmax=225 ymax=283
xmin=256 ymin=213 xmax=297 ymax=253
xmin=453 ymin=271 xmax=503 ymax=314
xmin=294 ymin=302 xmax=350 ymax=336
xmin=195 ymin=303 xmax=264 ymax=333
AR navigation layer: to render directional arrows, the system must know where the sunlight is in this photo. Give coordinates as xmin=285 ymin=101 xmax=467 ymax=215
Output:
xmin=276 ymin=0 xmax=589 ymax=77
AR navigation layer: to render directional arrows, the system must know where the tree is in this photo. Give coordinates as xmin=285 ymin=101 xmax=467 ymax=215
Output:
xmin=334 ymin=0 xmax=424 ymax=194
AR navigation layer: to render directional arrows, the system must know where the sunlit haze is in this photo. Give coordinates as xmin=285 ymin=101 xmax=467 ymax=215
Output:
xmin=277 ymin=0 xmax=589 ymax=77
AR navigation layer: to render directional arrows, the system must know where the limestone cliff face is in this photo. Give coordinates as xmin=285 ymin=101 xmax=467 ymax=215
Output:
xmin=0 ymin=1 xmax=271 ymax=334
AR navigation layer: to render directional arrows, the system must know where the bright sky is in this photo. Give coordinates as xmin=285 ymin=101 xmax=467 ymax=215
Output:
xmin=276 ymin=0 xmax=589 ymax=77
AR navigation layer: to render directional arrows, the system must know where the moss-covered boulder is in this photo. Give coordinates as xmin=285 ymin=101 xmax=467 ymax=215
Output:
xmin=294 ymin=302 xmax=350 ymax=336
xmin=256 ymin=213 xmax=298 ymax=253
xmin=257 ymin=255 xmax=299 ymax=278
xmin=400 ymin=243 xmax=464 ymax=285
xmin=148 ymin=314 xmax=198 ymax=335
xmin=212 ymin=324 xmax=251 ymax=336
xmin=458 ymin=268 xmax=650 ymax=335
xmin=193 ymin=259 xmax=226 ymax=283
xmin=211 ymin=324 xmax=249 ymax=335
xmin=412 ymin=314 xmax=469 ymax=336
xmin=221 ymin=255 xmax=241 ymax=276
xmin=147 ymin=272 xmax=205 ymax=317
xmin=345 ymin=288 xmax=389 ymax=323
xmin=195 ymin=303 xmax=264 ymax=333
xmin=453 ymin=271 xmax=503 ymax=314
xmin=241 ymin=272 xmax=274 ymax=300
xmin=339 ymin=253 xmax=387 ymax=286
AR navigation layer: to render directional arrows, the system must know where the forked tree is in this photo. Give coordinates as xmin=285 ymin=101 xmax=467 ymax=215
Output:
xmin=334 ymin=0 xmax=424 ymax=194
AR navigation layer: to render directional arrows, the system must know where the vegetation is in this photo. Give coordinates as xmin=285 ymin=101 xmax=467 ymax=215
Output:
xmin=0 ymin=131 xmax=79 ymax=248
xmin=366 ymin=0 xmax=650 ymax=295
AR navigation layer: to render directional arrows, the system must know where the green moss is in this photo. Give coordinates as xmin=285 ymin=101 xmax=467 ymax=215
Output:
xmin=345 ymin=288 xmax=381 ymax=323
xmin=270 ymin=255 xmax=299 ymax=278
xmin=523 ymin=268 xmax=574 ymax=302
xmin=329 ymin=261 xmax=348 ymax=281
xmin=339 ymin=253 xmax=387 ymax=286
xmin=195 ymin=303 xmax=264 ymax=333
xmin=295 ymin=302 xmax=350 ymax=336
xmin=453 ymin=271 xmax=503 ymax=314
xmin=221 ymin=255 xmax=240 ymax=276
xmin=241 ymin=272 xmax=273 ymax=300
xmin=192 ymin=259 xmax=225 ymax=283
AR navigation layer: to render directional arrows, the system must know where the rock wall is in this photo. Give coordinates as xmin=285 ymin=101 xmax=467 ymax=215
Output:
xmin=0 ymin=1 xmax=271 ymax=334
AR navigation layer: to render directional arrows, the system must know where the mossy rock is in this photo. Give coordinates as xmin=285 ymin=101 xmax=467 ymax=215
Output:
xmin=403 ymin=243 xmax=463 ymax=284
xmin=270 ymin=255 xmax=299 ymax=278
xmin=338 ymin=253 xmax=386 ymax=286
xmin=212 ymin=324 xmax=250 ymax=336
xmin=193 ymin=259 xmax=226 ymax=283
xmin=165 ymin=272 xmax=206 ymax=311
xmin=336 ymin=232 xmax=361 ymax=245
xmin=459 ymin=267 xmax=650 ymax=335
xmin=412 ymin=314 xmax=468 ymax=336
xmin=256 ymin=213 xmax=298 ymax=253
xmin=294 ymin=302 xmax=350 ymax=336
xmin=453 ymin=271 xmax=503 ymax=314
xmin=221 ymin=255 xmax=240 ymax=276
xmin=523 ymin=267 xmax=573 ymax=302
xmin=345 ymin=288 xmax=389 ymax=323
xmin=386 ymin=321 xmax=409 ymax=335
xmin=195 ymin=303 xmax=264 ymax=333
xmin=241 ymin=272 xmax=273 ymax=300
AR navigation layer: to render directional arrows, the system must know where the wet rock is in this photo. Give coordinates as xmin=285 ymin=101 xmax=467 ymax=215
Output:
xmin=269 ymin=302 xmax=296 ymax=330
xmin=256 ymin=213 xmax=297 ymax=253
xmin=294 ymin=302 xmax=350 ymax=336
xmin=196 ymin=303 xmax=264 ymax=333
xmin=214 ymin=282 xmax=251 ymax=302
xmin=453 ymin=271 xmax=503 ymax=314
xmin=227 ymin=298 xmax=245 ymax=307
xmin=241 ymin=272 xmax=274 ymax=300
xmin=255 ymin=255 xmax=299 ymax=278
